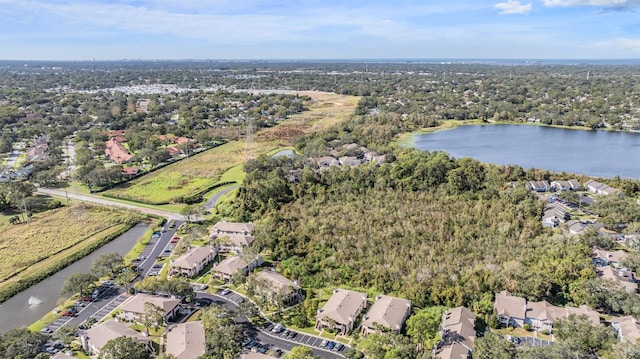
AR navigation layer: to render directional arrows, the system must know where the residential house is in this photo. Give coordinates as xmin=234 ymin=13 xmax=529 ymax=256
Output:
xmin=105 ymin=138 xmax=132 ymax=164
xmin=338 ymin=156 xmax=362 ymax=166
xmin=122 ymin=166 xmax=140 ymax=176
xmin=118 ymin=293 xmax=182 ymax=323
xmin=316 ymin=156 xmax=340 ymax=167
xmin=170 ymin=246 xmax=217 ymax=278
xmin=361 ymin=295 xmax=411 ymax=335
xmin=211 ymin=222 xmax=255 ymax=253
xmin=254 ymin=270 xmax=303 ymax=306
xmin=597 ymin=265 xmax=638 ymax=292
xmin=611 ymin=316 xmax=640 ymax=342
xmin=542 ymin=202 xmax=566 ymax=228
xmin=527 ymin=180 xmax=550 ymax=192
xmin=550 ymin=180 xmax=571 ymax=192
xmin=584 ymin=179 xmax=623 ymax=197
xmin=524 ymin=300 xmax=565 ymax=332
xmin=81 ymin=319 xmax=153 ymax=356
xmin=592 ymin=247 xmax=628 ymax=268
xmin=212 ymin=255 xmax=261 ymax=282
xmin=496 ymin=291 xmax=601 ymax=332
xmin=211 ymin=221 xmax=254 ymax=236
xmin=166 ymin=321 xmax=206 ymax=359
xmin=434 ymin=306 xmax=476 ymax=359
xmin=494 ymin=290 xmax=526 ymax=328
xmin=213 ymin=233 xmax=255 ymax=253
xmin=316 ymin=289 xmax=368 ymax=335
xmin=566 ymin=220 xmax=600 ymax=236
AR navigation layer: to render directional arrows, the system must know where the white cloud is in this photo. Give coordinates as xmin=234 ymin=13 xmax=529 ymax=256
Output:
xmin=543 ymin=0 xmax=636 ymax=7
xmin=495 ymin=0 xmax=532 ymax=14
xmin=608 ymin=38 xmax=640 ymax=52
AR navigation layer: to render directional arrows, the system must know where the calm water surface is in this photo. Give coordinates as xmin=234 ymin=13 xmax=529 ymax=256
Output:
xmin=412 ymin=125 xmax=640 ymax=179
xmin=0 ymin=223 xmax=150 ymax=332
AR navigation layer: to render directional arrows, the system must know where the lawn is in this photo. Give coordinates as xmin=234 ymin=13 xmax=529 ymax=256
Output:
xmin=0 ymin=204 xmax=141 ymax=292
xmin=103 ymin=92 xmax=358 ymax=205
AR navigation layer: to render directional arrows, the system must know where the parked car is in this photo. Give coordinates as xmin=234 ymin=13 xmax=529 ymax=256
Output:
xmin=287 ymin=331 xmax=297 ymax=339
xmin=320 ymin=340 xmax=328 ymax=347
xmin=40 ymin=327 xmax=53 ymax=334
xmin=327 ymin=341 xmax=336 ymax=350
xmin=74 ymin=301 xmax=86 ymax=307
xmin=61 ymin=310 xmax=75 ymax=317
xmin=333 ymin=343 xmax=344 ymax=352
xmin=170 ymin=236 xmax=180 ymax=243
xmin=272 ymin=323 xmax=285 ymax=334
xmin=221 ymin=288 xmax=231 ymax=295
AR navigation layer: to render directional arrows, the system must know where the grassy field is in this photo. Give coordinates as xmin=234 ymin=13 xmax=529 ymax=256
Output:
xmin=104 ymin=92 xmax=358 ymax=205
xmin=0 ymin=204 xmax=140 ymax=290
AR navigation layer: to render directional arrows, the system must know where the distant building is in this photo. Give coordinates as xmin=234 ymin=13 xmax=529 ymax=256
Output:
xmin=212 ymin=255 xmax=261 ymax=282
xmin=105 ymin=138 xmax=132 ymax=164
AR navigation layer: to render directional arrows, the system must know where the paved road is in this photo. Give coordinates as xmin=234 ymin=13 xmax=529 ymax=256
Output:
xmin=197 ymin=290 xmax=348 ymax=359
xmin=36 ymin=187 xmax=184 ymax=220
xmin=204 ymin=185 xmax=239 ymax=211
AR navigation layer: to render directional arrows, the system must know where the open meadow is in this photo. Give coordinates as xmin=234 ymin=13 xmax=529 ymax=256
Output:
xmin=104 ymin=92 xmax=358 ymax=204
xmin=0 ymin=203 xmax=141 ymax=298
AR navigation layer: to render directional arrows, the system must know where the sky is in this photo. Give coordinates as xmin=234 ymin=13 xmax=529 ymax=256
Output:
xmin=1 ymin=0 xmax=640 ymax=60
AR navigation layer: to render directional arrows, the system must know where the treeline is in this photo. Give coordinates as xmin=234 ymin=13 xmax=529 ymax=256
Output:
xmin=233 ymin=150 xmax=600 ymax=314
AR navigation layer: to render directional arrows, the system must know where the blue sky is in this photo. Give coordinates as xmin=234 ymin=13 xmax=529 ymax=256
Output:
xmin=1 ymin=0 xmax=640 ymax=60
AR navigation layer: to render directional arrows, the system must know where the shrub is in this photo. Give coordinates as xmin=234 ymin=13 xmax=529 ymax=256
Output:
xmin=523 ymin=323 xmax=531 ymax=331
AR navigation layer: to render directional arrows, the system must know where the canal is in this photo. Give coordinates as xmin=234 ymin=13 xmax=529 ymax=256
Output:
xmin=0 ymin=223 xmax=150 ymax=333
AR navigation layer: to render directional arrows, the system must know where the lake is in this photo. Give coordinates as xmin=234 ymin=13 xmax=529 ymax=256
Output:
xmin=411 ymin=124 xmax=640 ymax=179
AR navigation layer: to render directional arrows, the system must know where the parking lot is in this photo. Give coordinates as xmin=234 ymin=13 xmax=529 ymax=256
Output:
xmin=215 ymin=288 xmax=348 ymax=356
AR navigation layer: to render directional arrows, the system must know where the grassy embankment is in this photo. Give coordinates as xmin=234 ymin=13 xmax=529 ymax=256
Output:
xmin=104 ymin=92 xmax=358 ymax=205
xmin=0 ymin=204 xmax=143 ymax=304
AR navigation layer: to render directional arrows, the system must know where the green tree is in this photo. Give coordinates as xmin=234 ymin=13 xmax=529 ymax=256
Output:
xmin=62 ymin=272 xmax=97 ymax=297
xmin=553 ymin=314 xmax=617 ymax=356
xmin=98 ymin=336 xmax=150 ymax=359
xmin=201 ymin=306 xmax=243 ymax=359
xmin=284 ymin=346 xmax=315 ymax=359
xmin=140 ymin=302 xmax=165 ymax=336
xmin=405 ymin=306 xmax=447 ymax=351
xmin=0 ymin=328 xmax=48 ymax=359
xmin=91 ymin=252 xmax=124 ymax=278
xmin=473 ymin=331 xmax=515 ymax=359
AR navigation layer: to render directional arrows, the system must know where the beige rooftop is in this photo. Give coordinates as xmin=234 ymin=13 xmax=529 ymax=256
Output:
xmin=318 ymin=289 xmax=367 ymax=325
xmin=212 ymin=222 xmax=254 ymax=234
xmin=495 ymin=290 xmax=526 ymax=319
xmin=172 ymin=246 xmax=215 ymax=269
xmin=84 ymin=319 xmax=150 ymax=352
xmin=361 ymin=295 xmax=411 ymax=331
xmin=166 ymin=322 xmax=206 ymax=359
xmin=214 ymin=256 xmax=251 ymax=276
xmin=256 ymin=270 xmax=300 ymax=290
xmin=118 ymin=293 xmax=181 ymax=317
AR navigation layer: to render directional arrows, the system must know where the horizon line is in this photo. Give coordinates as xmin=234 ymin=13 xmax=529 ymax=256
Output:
xmin=2 ymin=58 xmax=640 ymax=63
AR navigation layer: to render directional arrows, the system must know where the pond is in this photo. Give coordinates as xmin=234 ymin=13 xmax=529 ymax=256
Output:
xmin=0 ymin=223 xmax=150 ymax=333
xmin=411 ymin=124 xmax=640 ymax=179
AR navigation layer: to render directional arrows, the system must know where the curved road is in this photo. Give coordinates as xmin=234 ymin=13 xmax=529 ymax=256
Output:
xmin=36 ymin=187 xmax=184 ymax=220
xmin=204 ymin=185 xmax=239 ymax=211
